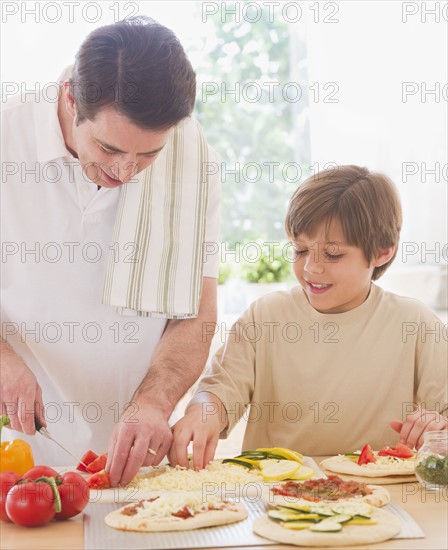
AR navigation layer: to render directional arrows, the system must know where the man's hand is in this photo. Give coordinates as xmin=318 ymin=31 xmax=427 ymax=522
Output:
xmin=106 ymin=277 xmax=217 ymax=486
xmin=390 ymin=408 xmax=448 ymax=449
xmin=0 ymin=340 xmax=45 ymax=434
xmin=168 ymin=392 xmax=227 ymax=471
xmin=106 ymin=401 xmax=173 ymax=487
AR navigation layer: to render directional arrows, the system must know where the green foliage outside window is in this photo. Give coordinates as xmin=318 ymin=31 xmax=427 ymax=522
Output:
xmin=192 ymin=2 xmax=310 ymax=253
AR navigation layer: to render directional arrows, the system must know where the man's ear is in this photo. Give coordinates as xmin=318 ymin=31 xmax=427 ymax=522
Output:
xmin=372 ymin=246 xmax=395 ymax=268
xmin=63 ymin=81 xmax=76 ymax=118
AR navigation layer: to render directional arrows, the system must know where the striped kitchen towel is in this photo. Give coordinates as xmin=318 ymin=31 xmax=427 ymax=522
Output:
xmin=102 ymin=116 xmax=217 ymax=318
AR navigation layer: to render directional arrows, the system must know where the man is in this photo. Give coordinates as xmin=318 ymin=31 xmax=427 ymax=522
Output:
xmin=1 ymin=17 xmax=220 ymax=486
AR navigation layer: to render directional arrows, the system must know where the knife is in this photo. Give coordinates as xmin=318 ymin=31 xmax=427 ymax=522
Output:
xmin=34 ymin=418 xmax=88 ymax=469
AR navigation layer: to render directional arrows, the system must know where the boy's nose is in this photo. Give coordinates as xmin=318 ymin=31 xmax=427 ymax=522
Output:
xmin=304 ymin=250 xmax=325 ymax=274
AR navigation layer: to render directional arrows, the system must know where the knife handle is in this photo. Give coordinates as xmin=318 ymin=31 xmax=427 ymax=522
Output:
xmin=34 ymin=417 xmax=44 ymax=432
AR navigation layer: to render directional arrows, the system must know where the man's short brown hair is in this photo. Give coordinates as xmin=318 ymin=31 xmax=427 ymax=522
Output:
xmin=70 ymin=16 xmax=196 ymax=130
xmin=285 ymin=165 xmax=402 ymax=280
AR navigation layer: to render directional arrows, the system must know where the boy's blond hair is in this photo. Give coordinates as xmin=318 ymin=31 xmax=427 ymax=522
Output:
xmin=285 ymin=165 xmax=402 ymax=280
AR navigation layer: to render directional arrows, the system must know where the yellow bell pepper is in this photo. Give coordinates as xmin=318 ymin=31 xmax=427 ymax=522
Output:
xmin=0 ymin=415 xmax=34 ymax=475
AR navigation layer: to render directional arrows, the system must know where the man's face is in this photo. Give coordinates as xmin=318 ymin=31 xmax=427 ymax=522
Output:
xmin=70 ymin=105 xmax=171 ymax=188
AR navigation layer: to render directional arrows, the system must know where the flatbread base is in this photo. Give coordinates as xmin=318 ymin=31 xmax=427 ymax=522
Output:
xmin=320 ymin=457 xmax=416 ymax=484
xmin=253 ymin=507 xmax=401 ymax=547
xmin=263 ymin=483 xmax=391 ymax=508
xmin=321 ymin=469 xmax=416 ymax=485
xmin=105 ymin=502 xmax=248 ymax=532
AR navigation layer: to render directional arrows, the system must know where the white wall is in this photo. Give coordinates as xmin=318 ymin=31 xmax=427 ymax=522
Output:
xmin=304 ymin=1 xmax=447 ymax=271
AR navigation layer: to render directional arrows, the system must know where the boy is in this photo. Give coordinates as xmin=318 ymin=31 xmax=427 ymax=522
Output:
xmin=169 ymin=165 xmax=447 ymax=469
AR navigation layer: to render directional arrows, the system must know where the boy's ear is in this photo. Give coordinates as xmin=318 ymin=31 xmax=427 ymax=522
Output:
xmin=372 ymin=246 xmax=395 ymax=267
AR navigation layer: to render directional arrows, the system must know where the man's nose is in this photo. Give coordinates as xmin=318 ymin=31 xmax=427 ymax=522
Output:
xmin=110 ymin=158 xmax=139 ymax=184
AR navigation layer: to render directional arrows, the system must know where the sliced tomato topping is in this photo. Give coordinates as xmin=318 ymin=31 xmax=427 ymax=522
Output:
xmin=357 ymin=443 xmax=376 ymax=465
xmin=77 ymin=450 xmax=99 ymax=472
xmin=172 ymin=505 xmax=193 ymax=519
xmin=378 ymin=443 xmax=413 ymax=458
xmin=87 ymin=470 xmax=110 ymax=490
xmin=86 ymin=453 xmax=108 ymax=473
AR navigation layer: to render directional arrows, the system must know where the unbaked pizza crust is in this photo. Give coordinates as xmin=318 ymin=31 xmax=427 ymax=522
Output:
xmin=253 ymin=507 xmax=401 ymax=547
xmin=105 ymin=501 xmax=248 ymax=532
xmin=320 ymin=470 xmax=416 ymax=485
xmin=320 ymin=456 xmax=416 ymax=484
xmin=263 ymin=483 xmax=391 ymax=508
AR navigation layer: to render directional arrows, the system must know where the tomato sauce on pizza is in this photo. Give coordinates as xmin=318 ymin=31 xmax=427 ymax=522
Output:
xmin=272 ymin=475 xmax=373 ymax=502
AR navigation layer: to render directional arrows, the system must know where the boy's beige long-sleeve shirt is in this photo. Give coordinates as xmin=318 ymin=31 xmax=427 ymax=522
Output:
xmin=197 ymin=283 xmax=447 ymax=455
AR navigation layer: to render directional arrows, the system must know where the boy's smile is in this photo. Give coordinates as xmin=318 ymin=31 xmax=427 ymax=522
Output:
xmin=292 ymin=219 xmax=392 ymax=314
xmin=305 ymin=281 xmax=333 ymax=294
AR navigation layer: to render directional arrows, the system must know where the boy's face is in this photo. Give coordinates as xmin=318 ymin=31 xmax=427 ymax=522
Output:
xmin=291 ymin=219 xmax=381 ymax=314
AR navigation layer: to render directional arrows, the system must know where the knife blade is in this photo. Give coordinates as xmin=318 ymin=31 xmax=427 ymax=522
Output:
xmin=34 ymin=418 xmax=88 ymax=469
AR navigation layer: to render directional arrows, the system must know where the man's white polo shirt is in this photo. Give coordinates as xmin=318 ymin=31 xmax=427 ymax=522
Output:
xmin=1 ymin=86 xmax=220 ymax=464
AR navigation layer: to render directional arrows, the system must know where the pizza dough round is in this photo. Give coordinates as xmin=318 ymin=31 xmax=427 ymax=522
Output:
xmin=105 ymin=500 xmax=248 ymax=532
xmin=262 ymin=483 xmax=391 ymax=508
xmin=89 ymin=485 xmax=162 ymax=504
xmin=320 ymin=470 xmax=416 ymax=485
xmin=320 ymin=457 xmax=416 ymax=484
xmin=253 ymin=507 xmax=401 ymax=547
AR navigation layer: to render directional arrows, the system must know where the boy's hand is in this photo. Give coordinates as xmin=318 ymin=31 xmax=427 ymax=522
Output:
xmin=390 ymin=408 xmax=448 ymax=449
xmin=168 ymin=402 xmax=221 ymax=471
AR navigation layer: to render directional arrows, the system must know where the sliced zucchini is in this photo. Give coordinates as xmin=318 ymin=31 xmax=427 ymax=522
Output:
xmin=310 ymin=521 xmax=342 ymax=532
xmin=331 ymin=503 xmax=372 ymax=518
xmin=221 ymin=458 xmax=254 ymax=470
xmin=309 ymin=505 xmax=335 ymax=517
xmin=268 ymin=510 xmax=318 ymax=522
xmin=255 ymin=449 xmax=287 ymax=459
xmin=266 ymin=453 xmax=288 ymax=460
xmin=281 ymin=521 xmax=313 ymax=530
xmin=331 ymin=513 xmax=353 ymax=524
xmin=345 ymin=518 xmax=378 ymax=526
xmin=231 ymin=456 xmax=261 ymax=468
xmin=237 ymin=451 xmax=268 ymax=460
xmin=277 ymin=504 xmax=311 ymax=513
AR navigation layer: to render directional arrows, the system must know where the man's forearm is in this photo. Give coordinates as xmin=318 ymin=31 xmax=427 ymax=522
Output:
xmin=132 ymin=277 xmax=217 ymax=418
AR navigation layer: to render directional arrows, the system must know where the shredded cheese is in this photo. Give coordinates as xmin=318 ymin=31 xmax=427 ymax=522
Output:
xmin=364 ymin=456 xmax=415 ymax=471
xmin=130 ymin=492 xmax=227 ymax=521
xmin=336 ymin=454 xmax=415 ymax=471
xmin=134 ymin=460 xmax=263 ymax=491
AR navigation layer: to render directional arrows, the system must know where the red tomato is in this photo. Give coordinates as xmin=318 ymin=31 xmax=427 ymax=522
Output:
xmin=77 ymin=450 xmax=98 ymax=473
xmin=0 ymin=471 xmax=20 ymax=522
xmin=357 ymin=443 xmax=376 ymax=465
xmin=87 ymin=470 xmax=110 ymax=490
xmin=378 ymin=443 xmax=414 ymax=458
xmin=86 ymin=453 xmax=107 ymax=474
xmin=6 ymin=481 xmax=56 ymax=527
xmin=22 ymin=465 xmax=58 ymax=480
xmin=55 ymin=472 xmax=90 ymax=520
